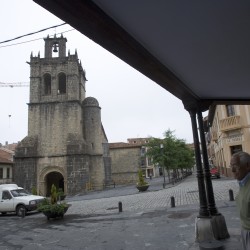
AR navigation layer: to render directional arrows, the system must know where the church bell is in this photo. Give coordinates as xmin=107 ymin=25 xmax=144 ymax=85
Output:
xmin=53 ymin=43 xmax=58 ymax=53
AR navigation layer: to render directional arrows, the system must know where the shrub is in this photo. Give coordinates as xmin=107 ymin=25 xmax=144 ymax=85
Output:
xmin=137 ymin=169 xmax=148 ymax=187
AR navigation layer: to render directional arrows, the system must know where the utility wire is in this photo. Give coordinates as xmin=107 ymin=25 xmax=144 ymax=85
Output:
xmin=0 ymin=22 xmax=67 ymax=44
xmin=0 ymin=29 xmax=75 ymax=48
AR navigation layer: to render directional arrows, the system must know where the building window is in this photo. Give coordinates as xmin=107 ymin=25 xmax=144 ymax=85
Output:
xmin=6 ymin=168 xmax=10 ymax=178
xmin=58 ymin=72 xmax=66 ymax=94
xmin=141 ymin=147 xmax=146 ymax=156
xmin=0 ymin=168 xmax=3 ymax=179
xmin=43 ymin=73 xmax=51 ymax=95
xmin=226 ymin=105 xmax=235 ymax=117
xmin=147 ymin=157 xmax=153 ymax=166
xmin=141 ymin=158 xmax=146 ymax=166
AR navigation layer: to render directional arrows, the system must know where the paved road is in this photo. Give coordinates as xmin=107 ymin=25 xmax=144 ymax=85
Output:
xmin=0 ymin=174 xmax=241 ymax=250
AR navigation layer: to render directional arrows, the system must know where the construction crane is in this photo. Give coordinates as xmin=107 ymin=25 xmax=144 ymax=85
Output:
xmin=0 ymin=82 xmax=29 ymax=88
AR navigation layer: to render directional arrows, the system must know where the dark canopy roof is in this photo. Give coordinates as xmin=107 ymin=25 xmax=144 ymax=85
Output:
xmin=34 ymin=0 xmax=250 ymax=111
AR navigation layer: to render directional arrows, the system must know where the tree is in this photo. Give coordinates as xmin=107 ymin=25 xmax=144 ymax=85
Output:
xmin=146 ymin=129 xmax=194 ymax=182
xmin=174 ymin=138 xmax=194 ymax=176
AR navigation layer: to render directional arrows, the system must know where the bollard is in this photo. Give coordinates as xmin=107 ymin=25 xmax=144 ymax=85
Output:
xmin=170 ymin=196 xmax=175 ymax=208
xmin=229 ymin=189 xmax=234 ymax=201
xmin=18 ymin=207 xmax=25 ymax=218
xmin=21 ymin=208 xmax=25 ymax=218
xmin=118 ymin=201 xmax=123 ymax=212
xmin=114 ymin=182 xmax=116 ymax=188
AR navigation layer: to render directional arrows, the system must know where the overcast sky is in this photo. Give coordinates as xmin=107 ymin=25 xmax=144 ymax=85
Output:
xmin=0 ymin=0 xmax=199 ymax=145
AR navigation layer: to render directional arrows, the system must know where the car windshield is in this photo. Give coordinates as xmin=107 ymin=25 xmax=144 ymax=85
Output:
xmin=11 ymin=189 xmax=30 ymax=197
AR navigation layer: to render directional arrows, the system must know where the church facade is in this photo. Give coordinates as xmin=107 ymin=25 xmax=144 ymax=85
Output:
xmin=14 ymin=35 xmax=112 ymax=196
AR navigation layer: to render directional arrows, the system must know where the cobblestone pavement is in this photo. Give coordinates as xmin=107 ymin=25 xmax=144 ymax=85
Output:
xmin=67 ymin=174 xmax=239 ymax=215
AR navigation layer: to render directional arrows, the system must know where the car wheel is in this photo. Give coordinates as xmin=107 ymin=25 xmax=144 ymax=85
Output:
xmin=16 ymin=205 xmax=26 ymax=217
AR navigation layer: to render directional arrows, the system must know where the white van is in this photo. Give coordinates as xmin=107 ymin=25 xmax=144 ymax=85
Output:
xmin=0 ymin=184 xmax=45 ymax=216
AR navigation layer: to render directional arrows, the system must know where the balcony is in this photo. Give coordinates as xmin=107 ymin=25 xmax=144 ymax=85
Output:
xmin=220 ymin=116 xmax=242 ymax=132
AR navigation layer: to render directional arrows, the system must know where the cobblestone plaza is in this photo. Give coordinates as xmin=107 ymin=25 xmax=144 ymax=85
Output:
xmin=67 ymin=175 xmax=239 ymax=215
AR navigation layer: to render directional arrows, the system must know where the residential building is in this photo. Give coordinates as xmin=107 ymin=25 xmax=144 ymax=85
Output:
xmin=205 ymin=104 xmax=250 ymax=177
xmin=0 ymin=147 xmax=14 ymax=184
xmin=109 ymin=138 xmax=161 ymax=185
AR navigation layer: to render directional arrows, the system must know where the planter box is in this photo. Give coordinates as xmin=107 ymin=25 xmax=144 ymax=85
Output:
xmin=42 ymin=204 xmax=70 ymax=220
xmin=136 ymin=185 xmax=149 ymax=192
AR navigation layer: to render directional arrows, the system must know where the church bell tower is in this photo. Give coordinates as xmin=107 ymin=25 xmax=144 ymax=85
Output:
xmin=15 ymin=34 xmax=111 ymax=195
xmin=14 ymin=34 xmax=106 ymax=196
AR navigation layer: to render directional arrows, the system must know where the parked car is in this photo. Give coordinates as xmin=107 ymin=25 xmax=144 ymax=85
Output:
xmin=0 ymin=184 xmax=45 ymax=216
xmin=209 ymin=165 xmax=220 ymax=179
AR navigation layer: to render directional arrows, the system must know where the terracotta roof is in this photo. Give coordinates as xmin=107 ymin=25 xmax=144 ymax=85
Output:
xmin=109 ymin=142 xmax=141 ymax=149
xmin=0 ymin=148 xmax=14 ymax=163
xmin=1 ymin=143 xmax=18 ymax=151
xmin=0 ymin=157 xmax=13 ymax=164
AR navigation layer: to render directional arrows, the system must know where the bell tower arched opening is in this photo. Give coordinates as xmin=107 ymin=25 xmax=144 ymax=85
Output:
xmin=43 ymin=73 xmax=51 ymax=95
xmin=58 ymin=72 xmax=66 ymax=94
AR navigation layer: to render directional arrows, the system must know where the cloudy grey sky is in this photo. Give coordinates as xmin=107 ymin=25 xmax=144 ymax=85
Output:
xmin=0 ymin=0 xmax=197 ymax=145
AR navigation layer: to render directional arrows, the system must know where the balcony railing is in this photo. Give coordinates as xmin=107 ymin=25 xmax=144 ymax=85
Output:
xmin=219 ymin=116 xmax=242 ymax=132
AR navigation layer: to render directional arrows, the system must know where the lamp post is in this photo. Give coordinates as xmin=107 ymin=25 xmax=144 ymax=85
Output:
xmin=160 ymin=144 xmax=166 ymax=188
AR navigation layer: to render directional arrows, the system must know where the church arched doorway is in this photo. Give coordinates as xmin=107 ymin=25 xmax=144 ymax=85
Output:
xmin=45 ymin=171 xmax=65 ymax=197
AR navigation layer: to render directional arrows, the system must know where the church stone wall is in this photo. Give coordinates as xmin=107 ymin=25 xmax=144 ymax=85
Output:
xmin=14 ymin=158 xmax=37 ymax=192
xmin=28 ymin=102 xmax=83 ymax=156
xmin=89 ymin=156 xmax=105 ymax=190
xmin=67 ymin=154 xmax=90 ymax=194
xmin=110 ymin=147 xmax=141 ymax=184
xmin=83 ymin=101 xmax=103 ymax=155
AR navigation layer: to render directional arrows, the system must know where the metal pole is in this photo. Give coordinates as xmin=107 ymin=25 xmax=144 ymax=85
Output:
xmin=163 ymin=167 xmax=166 ymax=188
xmin=229 ymin=189 xmax=234 ymax=201
xmin=189 ymin=109 xmax=210 ymax=217
xmin=170 ymin=196 xmax=175 ymax=207
xmin=118 ymin=201 xmax=123 ymax=212
xmin=197 ymin=110 xmax=219 ymax=216
xmin=160 ymin=144 xmax=166 ymax=188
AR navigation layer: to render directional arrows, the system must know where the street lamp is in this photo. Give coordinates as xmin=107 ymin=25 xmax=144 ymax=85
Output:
xmin=160 ymin=144 xmax=166 ymax=188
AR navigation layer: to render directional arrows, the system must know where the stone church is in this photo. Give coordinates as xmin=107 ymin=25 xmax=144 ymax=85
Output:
xmin=14 ymin=35 xmax=112 ymax=196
